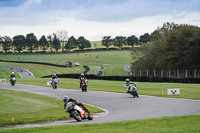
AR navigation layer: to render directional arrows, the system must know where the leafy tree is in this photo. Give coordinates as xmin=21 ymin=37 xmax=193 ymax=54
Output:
xmin=56 ymin=30 xmax=68 ymax=52
xmin=12 ymin=35 xmax=26 ymax=53
xmin=26 ymin=33 xmax=38 ymax=53
xmin=102 ymin=36 xmax=113 ymax=48
xmin=127 ymin=35 xmax=138 ymax=48
xmin=0 ymin=36 xmax=12 ymax=53
xmin=139 ymin=33 xmax=150 ymax=43
xmin=0 ymin=36 xmax=2 ymax=48
xmin=113 ymin=36 xmax=126 ymax=49
xmin=77 ymin=36 xmax=91 ymax=50
xmin=39 ymin=35 xmax=49 ymax=52
xmin=65 ymin=36 xmax=77 ymax=51
xmin=165 ymin=25 xmax=200 ymax=69
xmin=52 ymin=33 xmax=61 ymax=52
xmin=131 ymin=22 xmax=200 ymax=71
xmin=47 ymin=34 xmax=53 ymax=53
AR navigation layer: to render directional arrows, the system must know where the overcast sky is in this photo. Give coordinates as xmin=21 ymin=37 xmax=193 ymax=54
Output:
xmin=0 ymin=0 xmax=200 ymax=41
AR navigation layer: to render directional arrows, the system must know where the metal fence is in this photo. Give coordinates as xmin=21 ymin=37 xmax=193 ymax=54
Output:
xmin=130 ymin=69 xmax=200 ymax=78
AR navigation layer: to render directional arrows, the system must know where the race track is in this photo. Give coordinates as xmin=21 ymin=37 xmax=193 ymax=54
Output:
xmin=0 ymin=66 xmax=35 ymax=78
xmin=1 ymin=83 xmax=200 ymax=129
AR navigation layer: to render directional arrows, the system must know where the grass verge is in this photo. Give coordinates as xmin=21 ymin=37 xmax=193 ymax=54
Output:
xmin=1 ymin=115 xmax=200 ymax=133
xmin=0 ymin=89 xmax=102 ymax=127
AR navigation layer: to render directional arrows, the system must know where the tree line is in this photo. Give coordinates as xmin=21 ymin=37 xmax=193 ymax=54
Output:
xmin=0 ymin=30 xmax=150 ymax=53
xmin=131 ymin=22 xmax=200 ymax=70
xmin=0 ymin=32 xmax=91 ymax=53
xmin=101 ymin=33 xmax=150 ymax=49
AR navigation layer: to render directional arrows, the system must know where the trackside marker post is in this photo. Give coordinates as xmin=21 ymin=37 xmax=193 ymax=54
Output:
xmin=160 ymin=89 xmax=163 ymax=96
xmin=12 ymin=117 xmax=14 ymax=122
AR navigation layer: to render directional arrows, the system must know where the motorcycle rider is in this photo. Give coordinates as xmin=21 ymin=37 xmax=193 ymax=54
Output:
xmin=63 ymin=95 xmax=90 ymax=116
xmin=10 ymin=72 xmax=16 ymax=81
xmin=51 ymin=74 xmax=59 ymax=80
xmin=125 ymin=79 xmax=136 ymax=93
xmin=79 ymin=73 xmax=87 ymax=88
xmin=51 ymin=74 xmax=59 ymax=88
xmin=125 ymin=79 xmax=131 ymax=93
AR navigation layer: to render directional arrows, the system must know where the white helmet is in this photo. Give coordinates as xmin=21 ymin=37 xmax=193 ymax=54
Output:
xmin=12 ymin=72 xmax=14 ymax=74
xmin=53 ymin=74 xmax=56 ymax=76
xmin=63 ymin=95 xmax=69 ymax=102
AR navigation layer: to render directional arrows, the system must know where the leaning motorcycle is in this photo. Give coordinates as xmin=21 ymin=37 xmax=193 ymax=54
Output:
xmin=128 ymin=85 xmax=139 ymax=98
xmin=65 ymin=102 xmax=93 ymax=121
xmin=51 ymin=79 xmax=58 ymax=89
xmin=81 ymin=80 xmax=88 ymax=92
xmin=10 ymin=77 xmax=16 ymax=86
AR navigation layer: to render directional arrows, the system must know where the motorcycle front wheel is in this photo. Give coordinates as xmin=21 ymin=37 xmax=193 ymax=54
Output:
xmin=72 ymin=110 xmax=82 ymax=121
xmin=87 ymin=113 xmax=93 ymax=120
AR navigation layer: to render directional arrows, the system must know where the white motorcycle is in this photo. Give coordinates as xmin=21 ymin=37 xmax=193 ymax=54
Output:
xmin=51 ymin=79 xmax=58 ymax=89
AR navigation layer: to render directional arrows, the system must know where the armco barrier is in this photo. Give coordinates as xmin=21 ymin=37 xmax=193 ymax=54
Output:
xmin=41 ymin=74 xmax=200 ymax=83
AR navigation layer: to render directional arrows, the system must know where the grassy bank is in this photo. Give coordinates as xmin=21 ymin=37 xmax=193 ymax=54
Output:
xmin=0 ymin=89 xmax=102 ymax=127
xmin=1 ymin=115 xmax=200 ymax=133
xmin=0 ymin=50 xmax=132 ymax=76
xmin=0 ymin=68 xmax=21 ymax=80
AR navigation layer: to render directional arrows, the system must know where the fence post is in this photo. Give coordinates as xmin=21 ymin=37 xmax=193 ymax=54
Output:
xmin=161 ymin=69 xmax=163 ymax=77
xmin=147 ymin=69 xmax=148 ymax=77
xmin=140 ymin=69 xmax=142 ymax=77
xmin=185 ymin=70 xmax=188 ymax=78
xmin=169 ymin=70 xmax=171 ymax=78
xmin=154 ymin=69 xmax=156 ymax=77
xmin=194 ymin=70 xmax=197 ymax=78
xmin=177 ymin=70 xmax=179 ymax=78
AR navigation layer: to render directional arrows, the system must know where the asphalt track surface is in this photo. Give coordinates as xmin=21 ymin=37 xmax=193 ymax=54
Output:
xmin=1 ymin=83 xmax=200 ymax=129
xmin=0 ymin=66 xmax=35 ymax=78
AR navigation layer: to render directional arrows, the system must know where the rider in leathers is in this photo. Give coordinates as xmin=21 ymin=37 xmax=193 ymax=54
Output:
xmin=10 ymin=72 xmax=16 ymax=81
xmin=63 ymin=96 xmax=90 ymax=116
xmin=79 ymin=73 xmax=87 ymax=88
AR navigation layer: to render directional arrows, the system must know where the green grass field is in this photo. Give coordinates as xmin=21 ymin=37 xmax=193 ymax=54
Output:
xmin=0 ymin=89 xmax=102 ymax=127
xmin=0 ymin=61 xmax=200 ymax=100
xmin=0 ymin=68 xmax=21 ymax=79
xmin=0 ymin=50 xmax=132 ymax=76
xmin=0 ymin=62 xmax=85 ymax=78
xmin=1 ymin=51 xmax=200 ymax=132
xmin=1 ymin=115 xmax=200 ymax=133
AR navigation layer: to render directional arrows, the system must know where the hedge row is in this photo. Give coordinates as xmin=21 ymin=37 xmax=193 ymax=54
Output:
xmin=42 ymin=74 xmax=200 ymax=83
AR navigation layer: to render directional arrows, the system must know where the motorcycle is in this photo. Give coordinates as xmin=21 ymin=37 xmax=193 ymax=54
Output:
xmin=51 ymin=79 xmax=58 ymax=89
xmin=10 ymin=77 xmax=16 ymax=86
xmin=126 ymin=84 xmax=139 ymax=98
xmin=65 ymin=102 xmax=93 ymax=121
xmin=81 ymin=79 xmax=88 ymax=92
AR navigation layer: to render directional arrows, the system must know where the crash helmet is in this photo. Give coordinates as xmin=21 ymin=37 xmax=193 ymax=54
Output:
xmin=12 ymin=72 xmax=14 ymax=74
xmin=125 ymin=79 xmax=129 ymax=82
xmin=81 ymin=73 xmax=84 ymax=76
xmin=53 ymin=74 xmax=56 ymax=76
xmin=63 ymin=95 xmax=69 ymax=102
